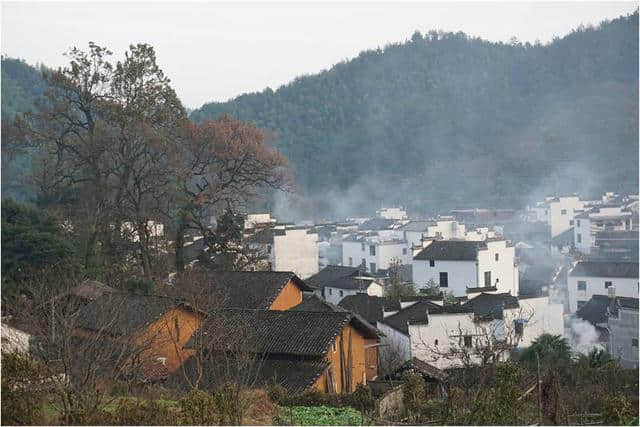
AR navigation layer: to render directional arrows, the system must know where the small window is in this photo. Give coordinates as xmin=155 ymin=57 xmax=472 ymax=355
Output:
xmin=577 ymin=233 xmax=582 ymax=243
xmin=484 ymin=271 xmax=491 ymax=288
xmin=434 ymin=339 xmax=438 ymax=346
xmin=561 ymin=209 xmax=567 ymax=215
xmin=361 ymin=258 xmax=366 ymax=268
xmin=463 ymin=336 xmax=472 ymax=348
xmin=370 ymin=263 xmax=376 ymax=273
xmin=328 ymin=288 xmax=332 ymax=295
xmin=267 ymin=245 xmax=272 ymax=254
xmin=605 ymin=281 xmax=613 ymax=289
xmin=339 ymin=290 xmax=343 ymax=297
xmin=361 ymin=243 xmax=365 ymax=251
xmin=576 ymin=219 xmax=581 ymax=227
xmin=429 ymin=260 xmax=435 ymax=267
xmin=569 ymin=220 xmax=574 ymax=226
xmin=439 ymin=272 xmax=448 ymax=287
xmin=514 ymin=319 xmax=525 ymax=335
xmin=267 ymin=262 xmax=273 ymax=271
xmin=402 ymin=248 xmax=407 ymax=255
xmin=369 ymin=245 xmax=376 ymax=256
xmin=577 ymin=281 xmax=587 ymax=291
xmin=632 ymin=339 xmax=638 ymax=347
xmin=348 ymin=257 xmax=353 ymax=266
xmin=495 ymin=253 xmax=499 ymax=261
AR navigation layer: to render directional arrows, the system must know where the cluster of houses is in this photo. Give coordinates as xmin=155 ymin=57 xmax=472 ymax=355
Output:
xmin=2 ymin=191 xmax=637 ymax=398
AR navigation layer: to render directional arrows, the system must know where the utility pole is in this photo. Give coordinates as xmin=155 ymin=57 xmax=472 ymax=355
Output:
xmin=536 ymin=351 xmax=542 ymax=425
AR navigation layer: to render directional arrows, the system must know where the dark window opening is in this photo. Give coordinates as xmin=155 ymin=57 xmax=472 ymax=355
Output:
xmin=577 ymin=281 xmax=587 ymax=291
xmin=370 ymin=263 xmax=377 ymax=273
xmin=429 ymin=259 xmax=435 ymax=267
xmin=484 ymin=271 xmax=491 ymax=287
xmin=463 ymin=336 xmax=472 ymax=348
xmin=632 ymin=339 xmax=638 ymax=347
xmin=605 ymin=281 xmax=613 ymax=288
xmin=439 ymin=272 xmax=448 ymax=287
xmin=495 ymin=253 xmax=499 ymax=261
xmin=561 ymin=209 xmax=567 ymax=215
xmin=370 ymin=245 xmax=376 ymax=256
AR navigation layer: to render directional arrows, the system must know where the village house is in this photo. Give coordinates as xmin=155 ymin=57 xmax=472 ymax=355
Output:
xmin=376 ymin=207 xmax=408 ymax=220
xmin=377 ymin=292 xmax=563 ymax=370
xmin=573 ymin=206 xmax=634 ymax=254
xmin=594 ymin=230 xmax=639 ymax=260
xmin=529 ymin=195 xmax=585 ymax=238
xmin=412 ymin=239 xmax=519 ymax=297
xmin=306 ymin=266 xmax=383 ymax=305
xmin=576 ymin=294 xmax=639 ymax=369
xmin=193 ymin=270 xmax=313 ymax=310
xmin=74 ymin=294 xmax=203 ymax=380
xmin=342 ymin=234 xmax=411 ymax=274
xmin=246 ymin=225 xmax=319 ymax=279
xmin=338 ymin=294 xmax=448 ymax=325
xmin=567 ymin=261 xmax=639 ymax=313
xmin=175 ymin=309 xmax=380 ymax=394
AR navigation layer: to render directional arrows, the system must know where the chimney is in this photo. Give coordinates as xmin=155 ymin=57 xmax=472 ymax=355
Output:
xmin=607 ymin=285 xmax=616 ymax=299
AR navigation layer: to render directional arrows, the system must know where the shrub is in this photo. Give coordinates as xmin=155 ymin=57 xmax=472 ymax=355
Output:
xmin=267 ymin=383 xmax=289 ymax=404
xmin=350 ymin=384 xmax=375 ymax=415
xmin=126 ymin=277 xmax=155 ymax=294
xmin=402 ymin=372 xmax=426 ymax=419
xmin=101 ymin=398 xmax=180 ymax=425
xmin=1 ymin=352 xmax=47 ymax=425
xmin=179 ymin=388 xmax=216 ymax=425
xmin=602 ymin=395 xmax=636 ymax=425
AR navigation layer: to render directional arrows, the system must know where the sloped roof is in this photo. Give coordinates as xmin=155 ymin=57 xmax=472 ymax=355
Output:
xmin=246 ymin=227 xmax=276 ymax=244
xmin=596 ymin=230 xmax=639 ymax=240
xmin=166 ymin=353 xmax=328 ymax=394
xmin=291 ymin=294 xmax=348 ymax=313
xmin=398 ymin=357 xmax=448 ymax=382
xmin=75 ymin=293 xmax=178 ymax=336
xmin=462 ymin=293 xmax=519 ymax=321
xmin=185 ymin=271 xmax=312 ymax=309
xmin=69 ymin=280 xmax=116 ymax=301
xmin=189 ymin=309 xmax=379 ymax=357
xmin=551 ymin=227 xmax=575 ymax=247
xmin=380 ymin=300 xmax=467 ymax=335
xmin=338 ymin=294 xmax=388 ymax=324
xmin=570 ymin=261 xmax=639 ymax=278
xmin=305 ymin=266 xmax=374 ymax=291
xmin=397 ymin=220 xmax=435 ymax=232
xmin=577 ymin=295 xmax=639 ymax=325
xmin=358 ymin=218 xmax=396 ymax=231
xmin=414 ymin=241 xmax=485 ymax=261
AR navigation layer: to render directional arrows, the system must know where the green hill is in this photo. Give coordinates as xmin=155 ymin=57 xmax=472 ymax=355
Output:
xmin=191 ymin=12 xmax=638 ymax=213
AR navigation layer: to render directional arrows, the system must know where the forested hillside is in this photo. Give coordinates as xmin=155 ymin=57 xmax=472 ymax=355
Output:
xmin=192 ymin=12 xmax=638 ymax=214
xmin=1 ymin=57 xmax=49 ymax=201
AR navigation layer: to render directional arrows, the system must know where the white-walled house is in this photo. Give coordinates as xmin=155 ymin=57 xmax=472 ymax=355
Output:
xmin=342 ymin=235 xmax=411 ymax=274
xmin=306 ymin=265 xmax=384 ymax=305
xmin=378 ymin=293 xmax=564 ymax=370
xmin=412 ymin=239 xmax=519 ymax=297
xmin=248 ymin=226 xmax=319 ymax=279
xmin=530 ymin=196 xmax=585 ymax=237
xmin=567 ymin=261 xmax=639 ymax=313
xmin=376 ymin=207 xmax=408 ymax=220
xmin=574 ymin=206 xmax=634 ymax=254
xmin=244 ymin=213 xmax=276 ymax=229
xmin=394 ymin=219 xmax=469 ymax=249
xmin=607 ymin=297 xmax=639 ymax=369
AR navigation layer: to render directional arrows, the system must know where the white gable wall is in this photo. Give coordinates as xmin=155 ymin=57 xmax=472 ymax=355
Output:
xmin=568 ymin=274 xmax=638 ymax=313
xmin=412 ymin=259 xmax=476 ymax=296
xmin=273 ymin=229 xmax=319 ymax=279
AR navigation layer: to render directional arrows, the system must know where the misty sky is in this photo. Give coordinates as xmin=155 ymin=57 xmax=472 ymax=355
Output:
xmin=2 ymin=1 xmax=637 ymax=109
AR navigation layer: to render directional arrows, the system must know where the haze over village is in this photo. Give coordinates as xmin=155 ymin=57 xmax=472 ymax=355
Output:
xmin=1 ymin=2 xmax=638 ymax=426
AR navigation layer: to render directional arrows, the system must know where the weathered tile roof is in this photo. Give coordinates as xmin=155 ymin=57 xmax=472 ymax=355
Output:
xmin=577 ymin=295 xmax=639 ymax=325
xmin=380 ymin=300 xmax=459 ymax=335
xmin=75 ymin=293 xmax=177 ymax=336
xmin=305 ymin=266 xmax=374 ymax=291
xmin=357 ymin=218 xmax=396 ymax=231
xmin=397 ymin=220 xmax=436 ymax=232
xmin=291 ymin=294 xmax=348 ymax=313
xmin=397 ymin=357 xmax=448 ymax=382
xmin=569 ymin=261 xmax=639 ymax=278
xmin=188 ymin=309 xmax=379 ymax=357
xmin=166 ymin=353 xmax=328 ymax=394
xmin=185 ymin=271 xmax=312 ymax=309
xmin=413 ymin=241 xmax=485 ymax=261
xmin=337 ymin=294 xmax=442 ymax=325
xmin=462 ymin=293 xmax=519 ymax=321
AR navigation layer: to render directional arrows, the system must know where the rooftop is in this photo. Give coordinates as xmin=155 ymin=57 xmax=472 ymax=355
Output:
xmin=414 ymin=240 xmax=485 ymax=261
xmin=569 ymin=261 xmax=639 ymax=279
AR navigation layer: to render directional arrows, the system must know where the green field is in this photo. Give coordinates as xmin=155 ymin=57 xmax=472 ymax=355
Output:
xmin=277 ymin=405 xmax=364 ymax=426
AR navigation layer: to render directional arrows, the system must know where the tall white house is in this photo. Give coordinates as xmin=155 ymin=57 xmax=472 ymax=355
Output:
xmin=412 ymin=239 xmax=519 ymax=297
xmin=342 ymin=235 xmax=411 ymax=273
xmin=376 ymin=207 xmax=408 ymax=220
xmin=530 ymin=196 xmax=585 ymax=237
xmin=574 ymin=206 xmax=634 ymax=254
xmin=248 ymin=226 xmax=319 ymax=279
xmin=377 ymin=293 xmax=563 ymax=370
xmin=567 ymin=261 xmax=639 ymax=313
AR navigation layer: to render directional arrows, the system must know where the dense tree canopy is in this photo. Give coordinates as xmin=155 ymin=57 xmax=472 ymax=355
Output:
xmin=191 ymin=12 xmax=638 ymax=216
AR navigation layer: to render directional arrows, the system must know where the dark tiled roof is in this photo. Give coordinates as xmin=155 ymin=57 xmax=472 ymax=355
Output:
xmin=358 ymin=218 xmax=396 ymax=231
xmin=291 ymin=294 xmax=348 ymax=313
xmin=397 ymin=220 xmax=435 ymax=232
xmin=466 ymin=286 xmax=498 ymax=293
xmin=166 ymin=353 xmax=328 ymax=394
xmin=305 ymin=266 xmax=374 ymax=291
xmin=551 ymin=227 xmax=575 ymax=247
xmin=596 ymin=230 xmax=639 ymax=240
xmin=189 ymin=309 xmax=378 ymax=357
xmin=75 ymin=293 xmax=177 ymax=336
xmin=398 ymin=357 xmax=448 ymax=382
xmin=518 ymin=279 xmax=548 ymax=298
xmin=380 ymin=300 xmax=462 ymax=335
xmin=184 ymin=271 xmax=311 ymax=309
xmin=69 ymin=280 xmax=115 ymax=301
xmin=570 ymin=261 xmax=639 ymax=278
xmin=414 ymin=241 xmax=484 ymax=261
xmin=246 ymin=227 xmax=275 ymax=244
xmin=338 ymin=294 xmax=387 ymax=324
xmin=577 ymin=295 xmax=639 ymax=325
xmin=462 ymin=293 xmax=519 ymax=321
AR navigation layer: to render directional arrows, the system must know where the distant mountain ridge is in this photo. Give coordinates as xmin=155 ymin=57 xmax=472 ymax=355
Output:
xmin=191 ymin=12 xmax=638 ymax=211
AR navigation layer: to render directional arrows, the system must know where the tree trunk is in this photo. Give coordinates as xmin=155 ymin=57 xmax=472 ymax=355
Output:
xmin=175 ymin=211 xmax=188 ymax=273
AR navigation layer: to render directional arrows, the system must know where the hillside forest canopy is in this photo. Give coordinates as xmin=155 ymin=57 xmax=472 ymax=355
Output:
xmin=1 ymin=11 xmax=638 ymax=222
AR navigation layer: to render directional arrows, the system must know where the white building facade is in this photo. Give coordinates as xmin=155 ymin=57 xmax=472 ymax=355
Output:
xmin=342 ymin=237 xmax=411 ymax=273
xmin=567 ymin=261 xmax=639 ymax=313
xmin=530 ymin=196 xmax=585 ymax=237
xmin=574 ymin=207 xmax=633 ymax=254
